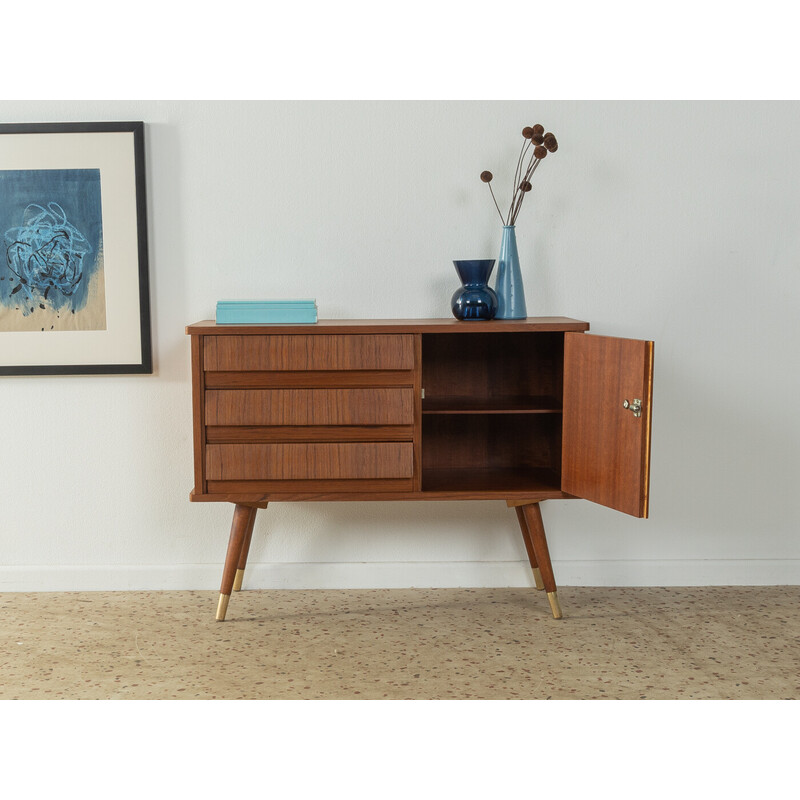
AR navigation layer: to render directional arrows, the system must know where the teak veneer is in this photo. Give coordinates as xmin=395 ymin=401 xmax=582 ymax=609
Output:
xmin=187 ymin=318 xmax=654 ymax=620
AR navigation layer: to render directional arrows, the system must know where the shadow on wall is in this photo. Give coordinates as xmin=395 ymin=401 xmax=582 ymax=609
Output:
xmin=243 ymin=499 xmax=524 ymax=564
xmin=147 ymin=121 xmax=186 ymax=380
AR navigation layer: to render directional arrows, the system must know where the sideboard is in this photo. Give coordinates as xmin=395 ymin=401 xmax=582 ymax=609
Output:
xmin=187 ymin=318 xmax=654 ymax=621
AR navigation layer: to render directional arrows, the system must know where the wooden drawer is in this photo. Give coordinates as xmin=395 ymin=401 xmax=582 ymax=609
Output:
xmin=204 ymin=334 xmax=414 ymax=371
xmin=206 ymin=388 xmax=413 ymax=426
xmin=206 ymin=442 xmax=414 ymax=481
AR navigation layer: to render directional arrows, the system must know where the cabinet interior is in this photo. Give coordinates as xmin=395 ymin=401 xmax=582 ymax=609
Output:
xmin=420 ymin=332 xmax=564 ymax=493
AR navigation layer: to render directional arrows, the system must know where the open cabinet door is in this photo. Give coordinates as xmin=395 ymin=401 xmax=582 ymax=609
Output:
xmin=562 ymin=333 xmax=654 ymax=517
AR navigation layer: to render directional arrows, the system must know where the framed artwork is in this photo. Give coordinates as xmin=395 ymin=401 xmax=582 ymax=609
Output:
xmin=0 ymin=122 xmax=152 ymax=375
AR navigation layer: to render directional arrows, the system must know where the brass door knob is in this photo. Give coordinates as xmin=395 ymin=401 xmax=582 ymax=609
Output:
xmin=623 ymin=398 xmax=642 ymax=418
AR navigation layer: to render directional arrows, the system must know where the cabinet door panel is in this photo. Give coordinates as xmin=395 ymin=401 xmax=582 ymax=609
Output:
xmin=562 ymin=333 xmax=654 ymax=517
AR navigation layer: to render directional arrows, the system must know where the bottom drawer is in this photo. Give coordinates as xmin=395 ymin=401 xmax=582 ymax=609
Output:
xmin=205 ymin=442 xmax=414 ymax=481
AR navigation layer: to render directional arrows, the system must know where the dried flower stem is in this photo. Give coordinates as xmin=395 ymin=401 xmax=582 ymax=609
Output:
xmin=508 ymin=144 xmax=538 ymax=225
xmin=510 ymin=158 xmax=542 ymax=224
xmin=487 ymin=182 xmax=505 ymax=225
xmin=509 ymin=185 xmax=527 ymax=226
xmin=510 ymin=159 xmax=540 ymax=225
xmin=509 ymin=140 xmax=533 ymax=223
xmin=512 ymin=142 xmax=530 ymax=201
xmin=480 ymin=124 xmax=558 ymax=227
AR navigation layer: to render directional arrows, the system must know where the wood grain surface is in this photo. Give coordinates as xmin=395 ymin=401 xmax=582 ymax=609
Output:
xmin=205 ymin=442 xmax=414 ymax=481
xmin=561 ymin=333 xmax=654 ymax=517
xmin=191 ymin=335 xmax=207 ymax=495
xmin=195 ymin=482 xmax=566 ymax=503
xmin=187 ymin=317 xmax=591 ymax=335
xmin=204 ymin=370 xmax=413 ymax=389
xmin=206 ymin=388 xmax=414 ymax=426
xmin=204 ymin=334 xmax=414 ymax=371
xmin=205 ymin=425 xmax=413 ymax=443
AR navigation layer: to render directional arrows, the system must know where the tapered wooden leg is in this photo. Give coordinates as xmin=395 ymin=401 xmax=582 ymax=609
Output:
xmin=514 ymin=505 xmax=545 ymax=590
xmin=233 ymin=503 xmax=262 ymax=591
xmin=217 ymin=504 xmax=259 ymax=621
xmin=520 ymin=503 xmax=563 ymax=619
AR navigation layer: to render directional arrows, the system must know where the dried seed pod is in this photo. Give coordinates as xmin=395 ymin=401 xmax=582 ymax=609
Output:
xmin=532 ymin=124 xmax=545 ymax=135
xmin=522 ymin=126 xmax=534 ymax=139
xmin=532 ymin=133 xmax=544 ymax=145
xmin=519 ymin=180 xmax=532 ymax=192
xmin=543 ymin=133 xmax=558 ymax=152
xmin=480 ymin=170 xmax=493 ymax=182
xmin=534 ymin=145 xmax=548 ymax=159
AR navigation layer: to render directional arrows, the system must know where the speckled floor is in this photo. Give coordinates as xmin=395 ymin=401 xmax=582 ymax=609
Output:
xmin=1 ymin=586 xmax=798 ymax=699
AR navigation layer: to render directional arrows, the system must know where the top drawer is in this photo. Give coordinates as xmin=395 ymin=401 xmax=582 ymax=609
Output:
xmin=204 ymin=334 xmax=414 ymax=371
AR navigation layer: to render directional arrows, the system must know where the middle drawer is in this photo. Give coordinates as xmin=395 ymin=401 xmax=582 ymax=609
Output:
xmin=206 ymin=387 xmax=414 ymax=426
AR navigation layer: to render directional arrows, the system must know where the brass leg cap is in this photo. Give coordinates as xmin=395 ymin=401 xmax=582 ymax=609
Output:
xmin=216 ymin=593 xmax=230 ymax=621
xmin=532 ymin=567 xmax=545 ymax=591
xmin=232 ymin=569 xmax=245 ymax=592
xmin=547 ymin=591 xmax=563 ymax=619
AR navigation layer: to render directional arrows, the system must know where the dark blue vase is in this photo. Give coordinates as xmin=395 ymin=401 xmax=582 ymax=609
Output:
xmin=451 ymin=259 xmax=498 ymax=321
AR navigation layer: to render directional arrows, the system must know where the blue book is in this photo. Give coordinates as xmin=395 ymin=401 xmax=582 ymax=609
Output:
xmin=216 ymin=300 xmax=318 ymax=324
xmin=218 ymin=299 xmax=316 ymax=307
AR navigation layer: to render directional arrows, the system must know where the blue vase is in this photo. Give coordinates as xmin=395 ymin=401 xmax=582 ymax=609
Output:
xmin=495 ymin=225 xmax=527 ymax=319
xmin=451 ymin=260 xmax=498 ymax=321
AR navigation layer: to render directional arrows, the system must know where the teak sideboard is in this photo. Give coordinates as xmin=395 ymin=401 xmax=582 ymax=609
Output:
xmin=187 ymin=318 xmax=654 ymax=621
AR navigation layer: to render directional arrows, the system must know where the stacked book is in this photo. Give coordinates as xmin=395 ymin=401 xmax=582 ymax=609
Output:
xmin=216 ymin=299 xmax=318 ymax=324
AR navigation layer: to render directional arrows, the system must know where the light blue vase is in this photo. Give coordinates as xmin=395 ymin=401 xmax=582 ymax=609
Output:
xmin=494 ymin=225 xmax=527 ymax=319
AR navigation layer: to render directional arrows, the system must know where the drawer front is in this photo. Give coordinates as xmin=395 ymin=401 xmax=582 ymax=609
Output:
xmin=206 ymin=388 xmax=413 ymax=426
xmin=204 ymin=334 xmax=414 ymax=371
xmin=206 ymin=442 xmax=414 ymax=481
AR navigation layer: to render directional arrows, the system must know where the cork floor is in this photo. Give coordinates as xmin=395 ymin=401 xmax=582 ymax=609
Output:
xmin=1 ymin=586 xmax=798 ymax=700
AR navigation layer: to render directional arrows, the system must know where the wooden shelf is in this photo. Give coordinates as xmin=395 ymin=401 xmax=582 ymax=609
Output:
xmin=421 ymin=467 xmax=563 ymax=494
xmin=187 ymin=317 xmax=590 ymax=335
xmin=422 ymin=395 xmax=562 ymax=415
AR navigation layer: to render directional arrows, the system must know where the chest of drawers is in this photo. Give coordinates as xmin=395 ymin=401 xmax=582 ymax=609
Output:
xmin=187 ymin=318 xmax=654 ymax=620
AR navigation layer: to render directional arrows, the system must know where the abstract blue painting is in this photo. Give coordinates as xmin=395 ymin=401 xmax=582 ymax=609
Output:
xmin=0 ymin=168 xmax=107 ymax=331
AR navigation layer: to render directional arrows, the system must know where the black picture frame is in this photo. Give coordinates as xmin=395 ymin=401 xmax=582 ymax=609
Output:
xmin=0 ymin=121 xmax=152 ymax=375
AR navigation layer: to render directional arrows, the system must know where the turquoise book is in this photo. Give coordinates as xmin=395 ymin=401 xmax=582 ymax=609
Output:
xmin=216 ymin=300 xmax=318 ymax=324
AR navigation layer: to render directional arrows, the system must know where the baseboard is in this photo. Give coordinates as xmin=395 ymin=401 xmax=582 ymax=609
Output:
xmin=2 ymin=559 xmax=799 ymax=591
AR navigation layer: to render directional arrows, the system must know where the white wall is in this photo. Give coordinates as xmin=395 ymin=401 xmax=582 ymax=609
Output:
xmin=2 ymin=100 xmax=798 ymax=590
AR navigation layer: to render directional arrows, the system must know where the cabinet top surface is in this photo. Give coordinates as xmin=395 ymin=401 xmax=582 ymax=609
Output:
xmin=186 ymin=317 xmax=590 ymax=335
